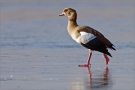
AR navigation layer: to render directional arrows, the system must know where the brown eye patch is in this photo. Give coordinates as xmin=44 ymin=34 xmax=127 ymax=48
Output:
xmin=64 ymin=9 xmax=68 ymax=12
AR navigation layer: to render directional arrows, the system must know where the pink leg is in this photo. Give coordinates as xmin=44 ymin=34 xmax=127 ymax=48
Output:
xmin=79 ymin=50 xmax=92 ymax=67
xmin=102 ymin=54 xmax=110 ymax=65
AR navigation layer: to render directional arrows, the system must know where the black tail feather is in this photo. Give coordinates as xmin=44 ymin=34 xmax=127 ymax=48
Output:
xmin=110 ymin=44 xmax=116 ymax=50
xmin=98 ymin=49 xmax=112 ymax=57
xmin=105 ymin=51 xmax=112 ymax=57
xmin=97 ymin=45 xmax=112 ymax=57
xmin=81 ymin=38 xmax=114 ymax=57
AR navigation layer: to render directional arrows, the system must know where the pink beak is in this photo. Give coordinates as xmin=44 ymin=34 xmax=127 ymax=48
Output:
xmin=59 ymin=13 xmax=64 ymax=16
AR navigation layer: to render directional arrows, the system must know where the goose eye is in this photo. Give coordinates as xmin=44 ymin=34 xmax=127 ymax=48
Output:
xmin=64 ymin=9 xmax=68 ymax=12
xmin=68 ymin=11 xmax=71 ymax=16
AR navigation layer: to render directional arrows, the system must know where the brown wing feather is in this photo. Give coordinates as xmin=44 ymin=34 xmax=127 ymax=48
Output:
xmin=78 ymin=26 xmax=113 ymax=47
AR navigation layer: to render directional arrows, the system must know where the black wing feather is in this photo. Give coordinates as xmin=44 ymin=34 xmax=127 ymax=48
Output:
xmin=81 ymin=38 xmax=112 ymax=57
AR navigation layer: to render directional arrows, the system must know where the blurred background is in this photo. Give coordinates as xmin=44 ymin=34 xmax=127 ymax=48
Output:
xmin=1 ymin=0 xmax=134 ymax=49
xmin=0 ymin=0 xmax=134 ymax=90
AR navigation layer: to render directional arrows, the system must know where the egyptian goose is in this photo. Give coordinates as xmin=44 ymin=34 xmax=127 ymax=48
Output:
xmin=59 ymin=8 xmax=116 ymax=67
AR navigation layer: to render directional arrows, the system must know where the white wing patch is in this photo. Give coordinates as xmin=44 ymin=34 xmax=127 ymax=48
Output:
xmin=76 ymin=32 xmax=96 ymax=44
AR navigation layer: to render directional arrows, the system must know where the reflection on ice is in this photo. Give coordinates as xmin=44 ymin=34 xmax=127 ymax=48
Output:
xmin=70 ymin=67 xmax=112 ymax=90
